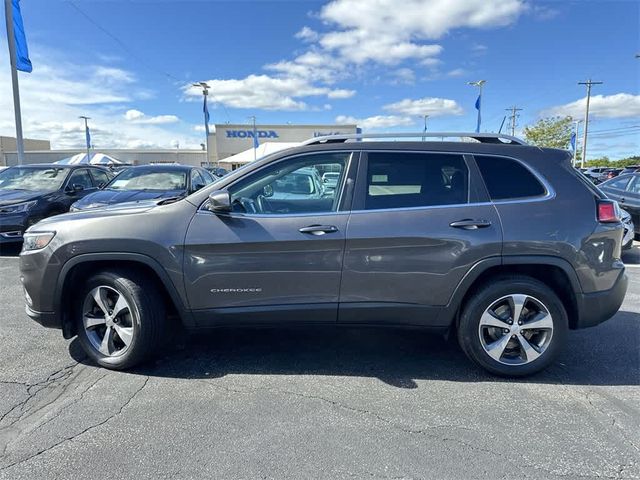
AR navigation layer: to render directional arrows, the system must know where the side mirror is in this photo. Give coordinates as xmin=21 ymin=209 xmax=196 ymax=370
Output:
xmin=206 ymin=190 xmax=232 ymax=213
xmin=262 ymin=184 xmax=273 ymax=198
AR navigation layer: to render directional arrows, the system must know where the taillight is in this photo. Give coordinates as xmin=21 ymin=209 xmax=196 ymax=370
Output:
xmin=597 ymin=200 xmax=620 ymax=223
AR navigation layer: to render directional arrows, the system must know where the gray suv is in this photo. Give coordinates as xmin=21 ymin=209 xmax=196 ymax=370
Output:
xmin=19 ymin=133 xmax=628 ymax=376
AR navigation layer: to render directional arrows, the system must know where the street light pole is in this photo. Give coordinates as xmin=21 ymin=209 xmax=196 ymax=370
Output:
xmin=249 ymin=115 xmax=257 ymax=162
xmin=193 ymin=82 xmax=211 ymax=166
xmin=422 ymin=114 xmax=429 ymax=141
xmin=467 ymin=80 xmax=486 ymax=133
xmin=578 ymin=79 xmax=602 ymax=167
xmin=4 ymin=0 xmax=25 ymax=165
xmin=79 ymin=116 xmax=91 ymax=162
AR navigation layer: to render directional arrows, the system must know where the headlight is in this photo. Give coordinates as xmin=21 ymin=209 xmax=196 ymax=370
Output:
xmin=22 ymin=231 xmax=56 ymax=252
xmin=0 ymin=200 xmax=37 ymax=214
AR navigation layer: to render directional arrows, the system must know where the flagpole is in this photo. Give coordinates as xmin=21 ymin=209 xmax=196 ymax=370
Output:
xmin=79 ymin=116 xmax=91 ymax=162
xmin=4 ymin=0 xmax=25 ymax=165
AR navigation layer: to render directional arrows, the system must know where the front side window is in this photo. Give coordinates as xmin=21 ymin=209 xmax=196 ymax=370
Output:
xmin=0 ymin=166 xmax=70 ymax=191
xmin=475 ymin=155 xmax=546 ymax=200
xmin=67 ymin=169 xmax=94 ymax=189
xmin=364 ymin=152 xmax=469 ymax=210
xmin=227 ymin=153 xmax=350 ymax=215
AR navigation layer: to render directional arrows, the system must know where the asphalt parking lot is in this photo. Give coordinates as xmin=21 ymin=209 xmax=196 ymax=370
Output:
xmin=0 ymin=244 xmax=638 ymax=480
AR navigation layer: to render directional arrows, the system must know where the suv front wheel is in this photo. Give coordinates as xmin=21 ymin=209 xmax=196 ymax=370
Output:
xmin=458 ymin=276 xmax=568 ymax=376
xmin=75 ymin=269 xmax=166 ymax=370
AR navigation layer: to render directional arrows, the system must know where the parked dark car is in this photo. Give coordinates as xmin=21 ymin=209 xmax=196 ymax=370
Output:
xmin=70 ymin=164 xmax=215 ymax=211
xmin=0 ymin=164 xmax=113 ymax=243
xmin=595 ymin=168 xmax=622 ymax=184
xmin=599 ymin=173 xmax=640 ymax=238
xmin=620 ymin=165 xmax=640 ymax=175
xmin=20 ymin=133 xmax=627 ymax=377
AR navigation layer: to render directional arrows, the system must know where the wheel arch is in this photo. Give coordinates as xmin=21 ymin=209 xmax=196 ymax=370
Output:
xmin=57 ymin=253 xmax=193 ymax=339
xmin=443 ymin=256 xmax=581 ymax=331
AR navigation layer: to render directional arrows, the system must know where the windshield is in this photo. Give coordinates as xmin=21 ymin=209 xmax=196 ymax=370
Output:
xmin=106 ymin=168 xmax=187 ymax=191
xmin=0 ymin=166 xmax=70 ymax=191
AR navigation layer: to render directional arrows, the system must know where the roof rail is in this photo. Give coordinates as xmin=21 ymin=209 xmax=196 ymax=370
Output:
xmin=302 ymin=132 xmax=528 ymax=146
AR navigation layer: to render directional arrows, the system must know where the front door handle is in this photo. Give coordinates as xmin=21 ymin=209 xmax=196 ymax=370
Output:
xmin=299 ymin=225 xmax=339 ymax=235
xmin=449 ymin=219 xmax=492 ymax=230
xmin=620 ymin=198 xmax=626 ymax=204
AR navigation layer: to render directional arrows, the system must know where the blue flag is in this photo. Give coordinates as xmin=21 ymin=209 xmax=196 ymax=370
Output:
xmin=203 ymin=96 xmax=210 ymax=136
xmin=253 ymin=131 xmax=259 ymax=149
xmin=474 ymin=94 xmax=481 ymax=133
xmin=12 ymin=0 xmax=32 ymax=73
xmin=570 ymin=131 xmax=576 ymax=151
xmin=85 ymin=125 xmax=91 ymax=150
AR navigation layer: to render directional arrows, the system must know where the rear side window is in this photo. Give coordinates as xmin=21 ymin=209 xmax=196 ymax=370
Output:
xmin=364 ymin=152 xmax=468 ymax=210
xmin=475 ymin=155 xmax=546 ymax=200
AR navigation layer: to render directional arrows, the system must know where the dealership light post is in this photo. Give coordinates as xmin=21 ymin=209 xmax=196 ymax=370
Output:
xmin=249 ymin=115 xmax=257 ymax=162
xmin=193 ymin=82 xmax=211 ymax=165
xmin=467 ymin=80 xmax=486 ymax=133
xmin=79 ymin=116 xmax=91 ymax=162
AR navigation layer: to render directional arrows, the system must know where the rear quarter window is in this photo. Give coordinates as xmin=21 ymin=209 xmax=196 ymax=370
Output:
xmin=474 ymin=155 xmax=546 ymax=200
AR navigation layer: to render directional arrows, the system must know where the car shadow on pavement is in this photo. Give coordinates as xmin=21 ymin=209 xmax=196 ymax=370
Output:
xmin=69 ymin=309 xmax=640 ymax=388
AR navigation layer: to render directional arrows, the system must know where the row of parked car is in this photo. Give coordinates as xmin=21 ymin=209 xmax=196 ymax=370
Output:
xmin=580 ymin=165 xmax=640 ymax=184
xmin=0 ymin=163 xmax=221 ymax=244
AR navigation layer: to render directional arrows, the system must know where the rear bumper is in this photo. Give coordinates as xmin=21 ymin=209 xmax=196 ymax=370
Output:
xmin=574 ymin=270 xmax=628 ymax=329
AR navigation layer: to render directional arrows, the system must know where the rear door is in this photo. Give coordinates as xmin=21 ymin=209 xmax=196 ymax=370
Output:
xmin=184 ymin=151 xmax=357 ymax=326
xmin=339 ymin=150 xmax=502 ymax=326
xmin=622 ymin=175 xmax=640 ymax=231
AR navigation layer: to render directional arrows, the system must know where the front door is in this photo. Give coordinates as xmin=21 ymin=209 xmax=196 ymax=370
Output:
xmin=184 ymin=151 xmax=356 ymax=326
xmin=339 ymin=150 xmax=502 ymax=326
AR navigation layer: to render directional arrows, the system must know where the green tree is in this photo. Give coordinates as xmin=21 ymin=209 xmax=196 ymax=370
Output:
xmin=523 ymin=116 xmax=574 ymax=149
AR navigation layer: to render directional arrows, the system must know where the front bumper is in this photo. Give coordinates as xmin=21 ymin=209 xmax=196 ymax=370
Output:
xmin=574 ymin=269 xmax=628 ymax=329
xmin=25 ymin=304 xmax=60 ymax=329
xmin=0 ymin=212 xmax=29 ymax=243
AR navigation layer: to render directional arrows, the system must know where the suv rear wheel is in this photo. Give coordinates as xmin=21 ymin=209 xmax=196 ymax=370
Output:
xmin=75 ymin=269 xmax=166 ymax=370
xmin=457 ymin=276 xmax=568 ymax=376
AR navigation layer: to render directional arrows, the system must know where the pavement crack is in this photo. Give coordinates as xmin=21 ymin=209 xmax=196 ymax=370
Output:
xmin=0 ymin=375 xmax=149 ymax=473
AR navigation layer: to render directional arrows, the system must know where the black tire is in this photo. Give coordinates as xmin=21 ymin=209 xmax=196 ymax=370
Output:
xmin=75 ymin=269 xmax=166 ymax=370
xmin=457 ymin=275 xmax=568 ymax=377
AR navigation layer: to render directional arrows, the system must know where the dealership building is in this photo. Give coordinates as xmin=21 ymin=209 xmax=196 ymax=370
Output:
xmin=208 ymin=123 xmax=359 ymax=163
xmin=0 ymin=124 xmax=358 ymax=168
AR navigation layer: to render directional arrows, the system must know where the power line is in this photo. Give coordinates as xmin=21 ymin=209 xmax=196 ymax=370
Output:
xmin=65 ymin=0 xmax=232 ymax=124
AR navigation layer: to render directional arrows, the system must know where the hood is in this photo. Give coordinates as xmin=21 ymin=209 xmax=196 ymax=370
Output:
xmin=72 ymin=188 xmax=185 ymax=210
xmin=0 ymin=189 xmax=49 ymax=206
xmin=35 ymin=200 xmax=160 ymax=228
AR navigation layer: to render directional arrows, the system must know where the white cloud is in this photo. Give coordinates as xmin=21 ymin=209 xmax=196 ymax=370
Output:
xmin=335 ymin=114 xmax=415 ymax=129
xmin=183 ymin=74 xmax=352 ymax=111
xmin=543 ymin=93 xmax=640 ymax=119
xmin=446 ymin=68 xmax=466 ymax=78
xmin=295 ymin=26 xmax=319 ymax=42
xmin=391 ymin=68 xmax=416 ymax=84
xmin=0 ymin=51 xmax=200 ymax=149
xmin=383 ymin=97 xmax=464 ymax=117
xmin=124 ymin=109 xmax=179 ymax=124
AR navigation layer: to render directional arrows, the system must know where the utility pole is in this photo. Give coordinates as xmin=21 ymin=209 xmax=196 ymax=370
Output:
xmin=193 ymin=82 xmax=211 ymax=166
xmin=422 ymin=114 xmax=429 ymax=141
xmin=4 ymin=0 xmax=25 ymax=165
xmin=79 ymin=116 xmax=91 ymax=162
xmin=578 ymin=79 xmax=602 ymax=167
xmin=505 ymin=106 xmax=522 ymax=137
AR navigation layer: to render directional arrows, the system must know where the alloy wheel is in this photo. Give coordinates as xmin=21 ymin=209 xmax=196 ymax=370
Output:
xmin=478 ymin=294 xmax=554 ymax=365
xmin=82 ymin=285 xmax=135 ymax=357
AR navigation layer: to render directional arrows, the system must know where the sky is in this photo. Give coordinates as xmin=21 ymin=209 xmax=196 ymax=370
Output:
xmin=0 ymin=0 xmax=638 ymax=159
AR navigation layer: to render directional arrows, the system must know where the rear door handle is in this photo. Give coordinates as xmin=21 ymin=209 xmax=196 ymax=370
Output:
xmin=299 ymin=225 xmax=339 ymax=235
xmin=449 ymin=219 xmax=492 ymax=230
